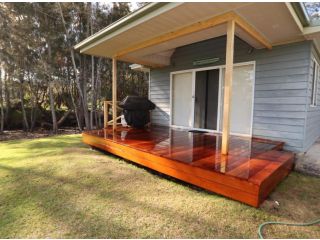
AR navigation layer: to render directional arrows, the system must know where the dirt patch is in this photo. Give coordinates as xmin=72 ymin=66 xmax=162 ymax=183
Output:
xmin=295 ymin=138 xmax=320 ymax=176
xmin=0 ymin=128 xmax=80 ymax=141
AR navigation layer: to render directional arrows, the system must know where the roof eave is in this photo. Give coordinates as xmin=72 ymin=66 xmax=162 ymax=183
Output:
xmin=74 ymin=2 xmax=171 ymax=51
xmin=291 ymin=2 xmax=310 ymax=27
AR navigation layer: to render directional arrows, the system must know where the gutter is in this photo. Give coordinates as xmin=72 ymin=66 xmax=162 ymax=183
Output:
xmin=74 ymin=2 xmax=170 ymax=51
xmin=291 ymin=2 xmax=310 ymax=27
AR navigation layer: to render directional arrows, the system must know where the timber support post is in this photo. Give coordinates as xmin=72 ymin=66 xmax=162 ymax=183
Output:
xmin=112 ymin=57 xmax=117 ymax=131
xmin=221 ymin=20 xmax=235 ymax=155
xmin=104 ymin=101 xmax=108 ymax=128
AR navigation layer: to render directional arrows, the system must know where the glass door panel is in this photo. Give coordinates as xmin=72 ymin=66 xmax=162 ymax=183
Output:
xmin=172 ymin=72 xmax=193 ymax=127
xmin=220 ymin=64 xmax=254 ymax=135
xmin=194 ymin=69 xmax=220 ymax=130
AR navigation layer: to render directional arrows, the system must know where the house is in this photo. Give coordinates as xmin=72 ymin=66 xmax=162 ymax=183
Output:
xmin=74 ymin=2 xmax=320 ymax=207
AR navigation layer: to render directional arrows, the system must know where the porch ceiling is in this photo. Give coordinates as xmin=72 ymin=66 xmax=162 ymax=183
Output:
xmin=75 ymin=2 xmax=306 ymax=68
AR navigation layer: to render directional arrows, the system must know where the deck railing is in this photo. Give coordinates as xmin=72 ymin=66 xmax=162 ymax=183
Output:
xmin=103 ymin=101 xmax=122 ymax=128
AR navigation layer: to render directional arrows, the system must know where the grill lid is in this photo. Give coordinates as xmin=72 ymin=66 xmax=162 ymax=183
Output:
xmin=118 ymin=96 xmax=156 ymax=111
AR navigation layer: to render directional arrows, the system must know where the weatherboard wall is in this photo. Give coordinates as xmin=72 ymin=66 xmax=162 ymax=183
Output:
xmin=303 ymin=44 xmax=320 ymax=151
xmin=149 ymin=36 xmax=312 ymax=152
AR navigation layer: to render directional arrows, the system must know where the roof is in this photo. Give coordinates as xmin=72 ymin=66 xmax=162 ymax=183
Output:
xmin=74 ymin=3 xmax=170 ymax=51
xmin=75 ymin=2 xmax=320 ymax=68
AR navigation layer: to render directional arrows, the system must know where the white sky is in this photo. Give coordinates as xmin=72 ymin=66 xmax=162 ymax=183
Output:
xmin=129 ymin=1 xmax=140 ymax=11
xmin=99 ymin=1 xmax=140 ymax=11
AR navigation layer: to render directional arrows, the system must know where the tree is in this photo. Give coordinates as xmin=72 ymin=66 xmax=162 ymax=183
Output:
xmin=0 ymin=68 xmax=4 ymax=133
xmin=0 ymin=2 xmax=149 ymax=132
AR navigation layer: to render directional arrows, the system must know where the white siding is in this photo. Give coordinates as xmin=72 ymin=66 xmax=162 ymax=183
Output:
xmin=150 ymin=37 xmax=312 ymax=152
xmin=303 ymin=45 xmax=320 ymax=151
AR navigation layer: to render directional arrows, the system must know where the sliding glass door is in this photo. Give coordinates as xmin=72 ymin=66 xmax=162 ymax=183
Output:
xmin=171 ymin=62 xmax=254 ymax=136
xmin=171 ymin=72 xmax=193 ymax=127
xmin=220 ymin=64 xmax=254 ymax=135
xmin=194 ymin=69 xmax=220 ymax=130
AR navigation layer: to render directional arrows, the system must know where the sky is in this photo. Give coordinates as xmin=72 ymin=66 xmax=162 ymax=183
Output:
xmin=102 ymin=1 xmax=140 ymax=11
xmin=129 ymin=1 xmax=140 ymax=11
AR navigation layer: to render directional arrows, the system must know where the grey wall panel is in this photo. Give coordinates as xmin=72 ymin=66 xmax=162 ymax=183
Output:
xmin=150 ymin=36 xmax=312 ymax=152
xmin=304 ymin=44 xmax=320 ymax=151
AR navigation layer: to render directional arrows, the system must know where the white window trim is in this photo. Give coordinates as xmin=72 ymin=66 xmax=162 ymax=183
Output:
xmin=311 ymin=57 xmax=319 ymax=107
xmin=169 ymin=61 xmax=256 ymax=137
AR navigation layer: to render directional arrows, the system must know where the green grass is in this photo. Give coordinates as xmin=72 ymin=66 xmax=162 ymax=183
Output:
xmin=0 ymin=135 xmax=319 ymax=238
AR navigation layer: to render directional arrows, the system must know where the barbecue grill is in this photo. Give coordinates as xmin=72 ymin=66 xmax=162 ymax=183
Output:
xmin=118 ymin=96 xmax=156 ymax=128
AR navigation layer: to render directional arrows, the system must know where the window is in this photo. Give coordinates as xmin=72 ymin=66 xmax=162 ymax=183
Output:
xmin=311 ymin=59 xmax=319 ymax=106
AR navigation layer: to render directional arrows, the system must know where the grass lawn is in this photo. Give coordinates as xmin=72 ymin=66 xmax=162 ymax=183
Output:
xmin=0 ymin=135 xmax=319 ymax=238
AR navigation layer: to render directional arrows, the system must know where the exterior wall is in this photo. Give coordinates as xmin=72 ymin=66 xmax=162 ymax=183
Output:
xmin=150 ymin=36 xmax=312 ymax=152
xmin=303 ymin=44 xmax=320 ymax=151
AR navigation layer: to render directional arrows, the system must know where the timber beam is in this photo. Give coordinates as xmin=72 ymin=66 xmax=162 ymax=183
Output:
xmin=114 ymin=11 xmax=271 ymax=61
xmin=118 ymin=55 xmax=167 ymax=68
xmin=233 ymin=13 xmax=272 ymax=50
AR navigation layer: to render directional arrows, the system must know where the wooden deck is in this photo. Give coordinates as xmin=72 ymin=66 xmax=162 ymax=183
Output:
xmin=82 ymin=125 xmax=294 ymax=207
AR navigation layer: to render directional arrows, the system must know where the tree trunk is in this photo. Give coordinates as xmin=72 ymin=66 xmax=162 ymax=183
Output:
xmin=30 ymin=87 xmax=38 ymax=132
xmin=28 ymin=72 xmax=38 ymax=132
xmin=45 ymin=17 xmax=58 ymax=134
xmin=67 ymin=67 xmax=82 ymax=131
xmin=48 ymin=82 xmax=58 ymax=133
xmin=90 ymin=56 xmax=95 ymax=129
xmin=70 ymin=86 xmax=82 ymax=131
xmin=19 ymin=77 xmax=29 ymax=131
xmin=57 ymin=109 xmax=71 ymax=126
xmin=96 ymin=58 xmax=102 ymax=128
xmin=58 ymin=3 xmax=90 ymax=130
xmin=29 ymin=84 xmax=35 ymax=132
xmin=74 ymin=102 xmax=82 ymax=131
xmin=30 ymin=105 xmax=37 ymax=131
xmin=82 ymin=56 xmax=90 ymax=129
xmin=4 ymin=72 xmax=10 ymax=124
xmin=89 ymin=3 xmax=95 ymax=129
xmin=0 ymin=69 xmax=4 ymax=134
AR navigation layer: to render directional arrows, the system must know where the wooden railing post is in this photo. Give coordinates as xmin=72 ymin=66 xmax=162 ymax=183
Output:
xmin=104 ymin=101 xmax=109 ymax=128
xmin=112 ymin=58 xmax=117 ymax=131
xmin=221 ymin=20 xmax=235 ymax=155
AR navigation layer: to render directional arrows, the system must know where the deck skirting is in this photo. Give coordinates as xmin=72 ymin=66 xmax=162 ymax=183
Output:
xmin=82 ymin=126 xmax=294 ymax=207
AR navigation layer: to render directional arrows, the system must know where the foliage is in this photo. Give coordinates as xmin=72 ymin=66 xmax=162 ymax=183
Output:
xmin=0 ymin=3 xmax=149 ymax=132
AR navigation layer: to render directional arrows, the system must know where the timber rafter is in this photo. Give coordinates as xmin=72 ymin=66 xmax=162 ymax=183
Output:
xmin=114 ymin=11 xmax=271 ymax=67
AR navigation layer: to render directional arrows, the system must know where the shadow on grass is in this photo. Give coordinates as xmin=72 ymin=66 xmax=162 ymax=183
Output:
xmin=0 ymin=162 xmax=236 ymax=238
xmin=98 ymin=149 xmax=320 ymax=222
xmin=0 ymin=163 xmax=134 ymax=238
xmin=0 ymin=135 xmax=85 ymax=162
xmin=0 ymin=140 xmax=319 ymax=238
xmin=83 ymin=147 xmax=320 ymax=224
